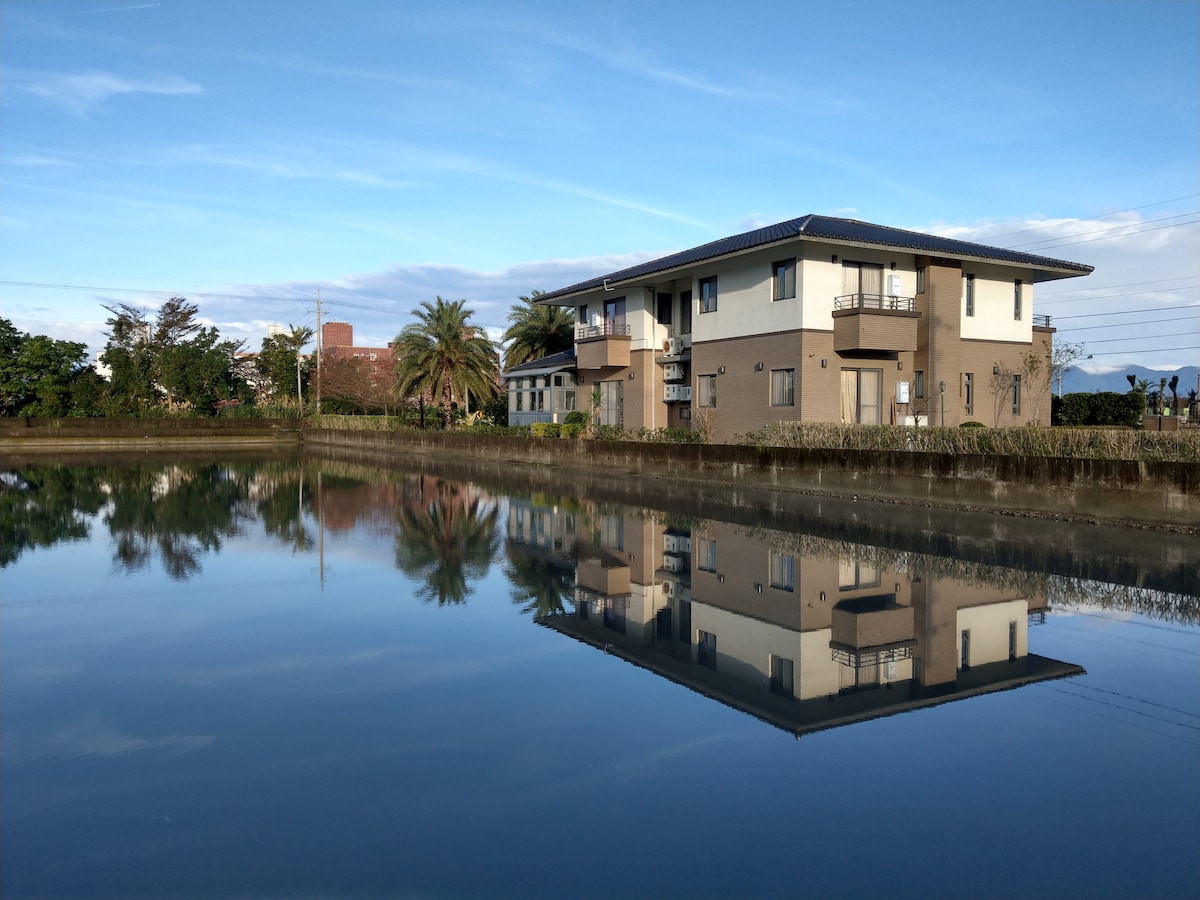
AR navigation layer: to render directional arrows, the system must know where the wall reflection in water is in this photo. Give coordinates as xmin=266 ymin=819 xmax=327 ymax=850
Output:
xmin=507 ymin=496 xmax=1087 ymax=737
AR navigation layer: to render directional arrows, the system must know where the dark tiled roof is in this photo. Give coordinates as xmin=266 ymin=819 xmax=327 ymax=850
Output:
xmin=537 ymin=214 xmax=1093 ymax=302
xmin=503 ymin=347 xmax=576 ymax=375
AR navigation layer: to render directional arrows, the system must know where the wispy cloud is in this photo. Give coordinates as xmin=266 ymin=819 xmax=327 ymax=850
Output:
xmin=17 ymin=69 xmax=201 ymax=116
xmin=169 ymin=145 xmax=420 ymax=190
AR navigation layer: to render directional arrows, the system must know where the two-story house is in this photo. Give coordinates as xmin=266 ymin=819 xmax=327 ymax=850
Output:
xmin=515 ymin=215 xmax=1092 ymax=440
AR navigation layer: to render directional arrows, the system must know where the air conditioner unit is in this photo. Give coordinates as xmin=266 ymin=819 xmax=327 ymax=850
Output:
xmin=664 ymin=384 xmax=681 ymax=402
xmin=663 ymin=535 xmax=692 ymax=554
xmin=663 ymin=363 xmax=685 ymax=381
xmin=662 ymin=555 xmax=683 ymax=573
xmin=662 ymin=580 xmax=676 ymax=596
xmin=679 ymin=386 xmax=692 ymax=402
xmin=665 ymin=338 xmax=684 ymax=357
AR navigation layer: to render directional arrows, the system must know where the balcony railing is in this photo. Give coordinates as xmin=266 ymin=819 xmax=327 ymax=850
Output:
xmin=834 ymin=293 xmax=916 ymax=312
xmin=576 ymin=322 xmax=631 ymax=340
xmin=1033 ymin=313 xmax=1052 ymax=328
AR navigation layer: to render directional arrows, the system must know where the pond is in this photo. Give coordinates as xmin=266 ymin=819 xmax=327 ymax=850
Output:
xmin=2 ymin=452 xmax=1197 ymax=899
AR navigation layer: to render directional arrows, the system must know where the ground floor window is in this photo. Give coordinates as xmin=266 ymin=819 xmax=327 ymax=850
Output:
xmin=599 ymin=380 xmax=623 ymax=426
xmin=840 ymin=368 xmax=882 ymax=425
xmin=697 ymin=374 xmax=716 ymax=407
xmin=770 ymin=368 xmax=794 ymax=407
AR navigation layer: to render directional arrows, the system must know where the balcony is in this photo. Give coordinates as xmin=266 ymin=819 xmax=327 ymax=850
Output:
xmin=831 ymin=293 xmax=919 ymax=353
xmin=1033 ymin=313 xmax=1053 ymax=329
xmin=829 ymin=596 xmax=916 ymax=667
xmin=576 ymin=322 xmax=631 ymax=369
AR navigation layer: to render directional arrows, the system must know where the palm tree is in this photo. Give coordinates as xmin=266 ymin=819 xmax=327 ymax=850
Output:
xmin=393 ymin=297 xmax=498 ymax=429
xmin=394 ymin=482 xmax=499 ymax=605
xmin=501 ymin=290 xmax=574 ymax=370
xmin=280 ymin=325 xmax=314 ymax=414
xmin=503 ymin=541 xmax=574 ymax=618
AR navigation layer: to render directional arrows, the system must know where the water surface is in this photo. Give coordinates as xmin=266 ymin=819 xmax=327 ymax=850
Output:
xmin=2 ymin=455 xmax=1196 ymax=899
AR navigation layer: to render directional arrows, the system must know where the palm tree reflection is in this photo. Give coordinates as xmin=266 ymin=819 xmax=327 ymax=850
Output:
xmin=394 ymin=479 xmax=499 ymax=605
xmin=503 ymin=541 xmax=574 ymax=617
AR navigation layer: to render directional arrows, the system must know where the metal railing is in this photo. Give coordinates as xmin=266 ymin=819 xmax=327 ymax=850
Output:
xmin=1033 ymin=313 xmax=1052 ymax=328
xmin=833 ymin=293 xmax=916 ymax=312
xmin=576 ymin=322 xmax=631 ymax=340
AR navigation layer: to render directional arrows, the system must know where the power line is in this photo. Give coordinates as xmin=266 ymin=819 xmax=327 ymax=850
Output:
xmin=1040 ymin=286 xmax=1200 ymax=306
xmin=1006 ymin=211 xmax=1198 ymax=249
xmin=1056 ymin=315 xmax=1198 ymax=333
xmin=1056 ymin=304 xmax=1199 ymax=320
xmin=984 ymin=193 xmax=1200 ymax=243
xmin=1015 ymin=218 xmax=1200 ymax=254
xmin=1039 ymin=275 xmax=1199 ymax=297
xmin=1076 ymin=334 xmax=1198 ymax=346
xmin=1087 ymin=346 xmax=1198 ymax=357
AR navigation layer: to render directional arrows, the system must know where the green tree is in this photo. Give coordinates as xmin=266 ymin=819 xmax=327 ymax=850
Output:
xmin=0 ymin=318 xmax=94 ymax=417
xmin=393 ymin=297 xmax=498 ymax=429
xmin=503 ymin=541 xmax=574 ymax=617
xmin=256 ymin=325 xmax=313 ymax=412
xmin=501 ymin=290 xmax=574 ymax=370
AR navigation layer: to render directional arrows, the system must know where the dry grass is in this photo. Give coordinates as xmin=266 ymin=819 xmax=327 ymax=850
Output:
xmin=734 ymin=423 xmax=1200 ymax=462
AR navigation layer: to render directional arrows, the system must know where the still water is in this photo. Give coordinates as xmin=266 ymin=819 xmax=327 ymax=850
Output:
xmin=2 ymin=453 xmax=1197 ymax=899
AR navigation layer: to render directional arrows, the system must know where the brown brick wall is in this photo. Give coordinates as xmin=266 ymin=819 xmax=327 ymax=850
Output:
xmin=323 ymin=321 xmax=353 ymax=348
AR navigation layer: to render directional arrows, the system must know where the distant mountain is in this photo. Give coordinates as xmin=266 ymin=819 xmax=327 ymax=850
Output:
xmin=1061 ymin=365 xmax=1199 ymax=397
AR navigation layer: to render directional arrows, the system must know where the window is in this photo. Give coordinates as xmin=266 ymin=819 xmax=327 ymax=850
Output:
xmin=578 ymin=305 xmax=588 ymax=325
xmin=697 ymin=374 xmax=717 ymax=408
xmin=515 ymin=391 xmax=523 ymax=412
xmin=679 ymin=290 xmax=692 ymax=335
xmin=679 ymin=406 xmax=692 ymax=421
xmin=699 ymin=276 xmax=718 ymax=313
xmin=599 ymin=380 xmax=623 ymax=426
xmin=1009 ymin=621 xmax=1018 ymax=661
xmin=965 ymin=275 xmax=975 ymax=317
xmin=965 ymin=372 xmax=974 ymax=414
xmin=770 ymin=368 xmax=794 ymax=406
xmin=697 ymin=538 xmax=717 ymax=572
xmin=1014 ymin=280 xmax=1022 ymax=320
xmin=657 ymin=292 xmax=673 ymax=326
xmin=605 ymin=297 xmax=626 ymax=329
xmin=839 ymin=554 xmax=880 ymax=590
xmin=772 ymin=258 xmax=796 ymax=300
xmin=698 ymin=630 xmax=717 ymax=669
xmin=1012 ymin=374 xmax=1021 ymax=415
xmin=914 ymin=370 xmax=925 ymax=399
xmin=843 ymin=261 xmax=883 ymax=302
xmin=840 ymin=368 xmax=882 ymax=425
xmin=960 ymin=629 xmax=971 ymax=669
xmin=916 ymin=267 xmax=926 ymax=294
xmin=604 ymin=596 xmax=626 ymax=635
xmin=769 ymin=551 xmax=794 ymax=591
xmin=770 ymin=655 xmax=794 ymax=698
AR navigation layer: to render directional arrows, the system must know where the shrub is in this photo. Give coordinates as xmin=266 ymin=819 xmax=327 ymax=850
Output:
xmin=564 ymin=410 xmax=588 ymax=426
xmin=560 ymin=423 xmax=584 ymax=439
xmin=959 ymin=420 xmax=986 ymax=428
xmin=530 ymin=422 xmax=561 ymax=438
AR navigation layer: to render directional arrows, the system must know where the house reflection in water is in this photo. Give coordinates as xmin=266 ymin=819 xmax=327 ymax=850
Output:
xmin=508 ymin=502 xmax=1084 ymax=737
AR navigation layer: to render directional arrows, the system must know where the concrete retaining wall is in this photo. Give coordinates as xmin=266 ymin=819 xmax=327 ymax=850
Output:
xmin=0 ymin=417 xmax=303 ymax=450
xmin=305 ymin=429 xmax=1198 ymax=528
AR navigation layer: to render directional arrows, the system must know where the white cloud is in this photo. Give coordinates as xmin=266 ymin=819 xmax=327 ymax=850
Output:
xmin=19 ymin=69 xmax=201 ymax=116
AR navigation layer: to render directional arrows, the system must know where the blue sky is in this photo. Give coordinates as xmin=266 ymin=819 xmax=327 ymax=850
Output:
xmin=2 ymin=0 xmax=1197 ymax=373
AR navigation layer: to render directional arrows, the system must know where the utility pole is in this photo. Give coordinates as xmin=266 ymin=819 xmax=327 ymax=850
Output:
xmin=315 ymin=289 xmax=323 ymax=412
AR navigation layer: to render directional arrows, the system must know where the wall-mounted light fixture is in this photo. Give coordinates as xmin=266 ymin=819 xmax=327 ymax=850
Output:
xmin=819 ymin=591 xmax=826 ymax=603
xmin=891 ymin=262 xmax=897 ymax=270
xmin=718 ymin=574 xmax=725 ymax=583
xmin=629 ymin=372 xmax=635 ymax=380
xmin=898 ymin=361 xmax=903 ymax=370
xmin=754 ymin=582 xmax=763 ymax=594
xmin=993 ymin=365 xmax=1000 ymax=375
xmin=718 ymin=366 xmax=726 ymax=375
xmin=821 ymin=359 xmax=828 ymax=368
xmin=755 ymin=362 xmax=764 ymax=371
xmin=831 ymin=255 xmax=838 ymax=264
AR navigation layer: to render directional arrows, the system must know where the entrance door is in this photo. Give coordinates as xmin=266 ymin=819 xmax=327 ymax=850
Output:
xmin=840 ymin=368 xmax=883 ymax=424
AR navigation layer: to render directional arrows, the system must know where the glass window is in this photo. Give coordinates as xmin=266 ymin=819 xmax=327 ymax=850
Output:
xmin=965 ymin=372 xmax=974 ymax=414
xmin=679 ymin=290 xmax=693 ymax=334
xmin=840 ymin=368 xmax=882 ymax=425
xmin=697 ymin=538 xmax=717 ymax=572
xmin=698 ymin=630 xmax=717 ymax=669
xmin=770 ymin=368 xmax=794 ymax=406
xmin=769 ymin=551 xmax=794 ymax=591
xmin=699 ymin=276 xmax=718 ymax=313
xmin=770 ymin=655 xmax=794 ymax=698
xmin=1012 ymin=374 xmax=1021 ymax=415
xmin=1014 ymin=280 xmax=1022 ymax=320
xmin=965 ymin=275 xmax=975 ymax=317
xmin=916 ymin=267 xmax=926 ymax=294
xmin=578 ymin=305 xmax=588 ymax=325
xmin=657 ymin=292 xmax=673 ymax=326
xmin=915 ymin=370 xmax=925 ymax=399
xmin=605 ymin=297 xmax=626 ymax=330
xmin=697 ymin=374 xmax=717 ymax=408
xmin=772 ymin=259 xmax=796 ymax=301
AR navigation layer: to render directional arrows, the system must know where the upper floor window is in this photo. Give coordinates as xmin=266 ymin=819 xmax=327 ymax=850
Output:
xmin=679 ymin=290 xmax=693 ymax=334
xmin=965 ymin=275 xmax=976 ymax=317
xmin=772 ymin=259 xmax=796 ymax=301
xmin=578 ymin=305 xmax=588 ymax=325
xmin=1013 ymin=280 xmax=1022 ymax=320
xmin=769 ymin=551 xmax=795 ymax=591
xmin=657 ymin=292 xmax=673 ymax=326
xmin=699 ymin=276 xmax=718 ymax=313
xmin=916 ymin=267 xmax=926 ymax=294
xmin=770 ymin=368 xmax=795 ymax=406
xmin=697 ymin=539 xmax=717 ymax=573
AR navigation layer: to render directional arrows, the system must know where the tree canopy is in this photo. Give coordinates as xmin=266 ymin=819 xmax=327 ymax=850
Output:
xmin=0 ymin=318 xmax=96 ymax=417
xmin=393 ymin=297 xmax=498 ymax=428
xmin=501 ymin=290 xmax=574 ymax=371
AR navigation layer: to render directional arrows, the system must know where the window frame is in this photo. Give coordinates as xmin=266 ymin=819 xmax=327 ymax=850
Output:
xmin=699 ymin=276 xmax=718 ymax=314
xmin=1013 ymin=279 xmax=1022 ymax=320
xmin=964 ymin=372 xmax=974 ymax=414
xmin=1012 ymin=373 xmax=1021 ymax=415
xmin=697 ymin=374 xmax=717 ymax=408
xmin=965 ymin=274 xmax=976 ymax=317
xmin=772 ymin=258 xmax=796 ymax=301
xmin=770 ymin=368 xmax=795 ymax=407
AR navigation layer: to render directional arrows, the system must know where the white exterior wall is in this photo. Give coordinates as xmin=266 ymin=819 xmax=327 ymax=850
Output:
xmin=799 ymin=629 xmax=840 ymax=698
xmin=690 ymin=603 xmax=801 ymax=686
xmin=957 ymin=599 xmax=1028 ymax=665
xmin=960 ymin=263 xmax=1034 ymax=343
